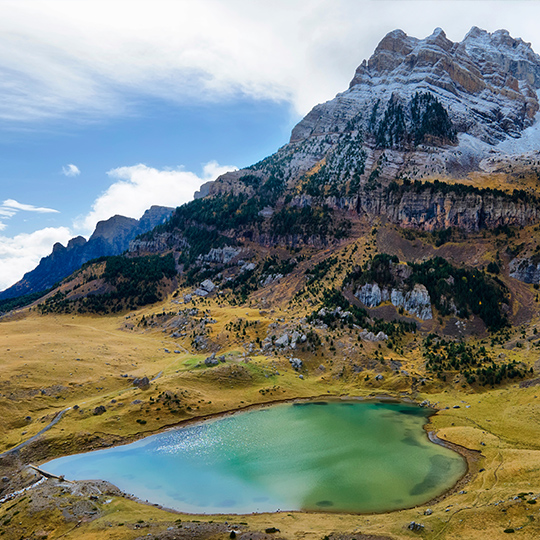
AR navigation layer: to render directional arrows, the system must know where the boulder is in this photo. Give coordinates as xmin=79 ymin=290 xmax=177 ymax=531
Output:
xmin=289 ymin=357 xmax=303 ymax=370
xmin=356 ymin=283 xmax=383 ymax=307
xmin=200 ymin=279 xmax=216 ymax=293
xmin=275 ymin=334 xmax=289 ymax=347
xmin=205 ymin=353 xmax=219 ymax=366
xmin=93 ymin=405 xmax=106 ymax=415
xmin=133 ymin=376 xmax=150 ymax=389
xmin=391 ymin=284 xmax=433 ymax=320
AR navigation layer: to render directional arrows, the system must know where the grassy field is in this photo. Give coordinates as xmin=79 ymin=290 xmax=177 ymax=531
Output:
xmin=0 ymin=301 xmax=539 ymax=539
xmin=1 ymin=220 xmax=540 ymax=539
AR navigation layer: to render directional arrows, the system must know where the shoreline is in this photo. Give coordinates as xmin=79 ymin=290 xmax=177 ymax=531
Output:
xmin=24 ymin=393 xmax=478 ymax=518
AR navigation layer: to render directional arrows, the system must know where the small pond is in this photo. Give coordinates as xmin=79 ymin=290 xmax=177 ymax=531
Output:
xmin=44 ymin=400 xmax=466 ymax=513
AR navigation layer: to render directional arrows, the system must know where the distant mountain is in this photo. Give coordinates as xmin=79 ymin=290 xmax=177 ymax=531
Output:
xmin=0 ymin=205 xmax=173 ymax=301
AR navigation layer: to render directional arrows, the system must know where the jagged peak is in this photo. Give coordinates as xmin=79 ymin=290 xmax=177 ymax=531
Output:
xmin=66 ymin=236 xmax=86 ymax=250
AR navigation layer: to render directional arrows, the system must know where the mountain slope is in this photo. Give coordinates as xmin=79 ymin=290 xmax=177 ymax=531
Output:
xmin=0 ymin=205 xmax=173 ymax=301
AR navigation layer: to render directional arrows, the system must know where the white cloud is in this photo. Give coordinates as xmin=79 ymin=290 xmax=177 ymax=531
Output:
xmin=62 ymin=164 xmax=80 ymax=177
xmin=76 ymin=161 xmax=237 ymax=234
xmin=2 ymin=199 xmax=59 ymax=213
xmin=0 ymin=199 xmax=60 ymax=230
xmin=0 ymin=226 xmax=72 ymax=290
xmin=0 ymin=1 xmax=538 ymax=122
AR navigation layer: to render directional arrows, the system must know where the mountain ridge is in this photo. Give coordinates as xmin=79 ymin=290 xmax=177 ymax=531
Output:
xmin=0 ymin=205 xmax=173 ymax=301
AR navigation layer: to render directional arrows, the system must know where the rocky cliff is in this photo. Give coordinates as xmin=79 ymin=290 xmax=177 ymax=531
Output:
xmin=195 ymin=27 xmax=540 ymax=235
xmin=0 ymin=206 xmax=173 ymax=300
xmin=292 ymin=27 xmax=540 ymax=145
xmin=358 ymin=183 xmax=539 ymax=231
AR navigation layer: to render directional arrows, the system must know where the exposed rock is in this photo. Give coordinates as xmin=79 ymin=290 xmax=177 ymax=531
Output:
xmin=0 ymin=206 xmax=173 ymax=301
xmin=408 ymin=521 xmax=425 ymax=532
xmin=197 ymin=246 xmax=242 ymax=264
xmin=92 ymin=405 xmax=106 ymax=415
xmin=510 ymin=257 xmax=540 ymax=283
xmin=355 ymin=282 xmax=432 ymax=320
xmin=289 ymin=358 xmax=303 ymax=370
xmin=133 ymin=376 xmax=150 ymax=389
xmin=293 ymin=27 xmax=540 ymax=146
xmin=193 ymin=288 xmax=208 ymax=297
xmin=358 ymin=187 xmax=540 ymax=232
xmin=205 ymin=353 xmax=219 ymax=367
xmin=356 ymin=283 xmax=384 ymax=307
xmin=275 ymin=334 xmax=289 ymax=347
xmin=391 ymin=284 xmax=433 ymax=320
xmin=261 ymin=273 xmax=283 ymax=287
xmin=200 ymin=279 xmax=216 ymax=293
xmin=241 ymin=262 xmax=257 ymax=272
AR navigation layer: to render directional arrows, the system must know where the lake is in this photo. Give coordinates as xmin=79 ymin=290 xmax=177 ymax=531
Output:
xmin=44 ymin=400 xmax=466 ymax=513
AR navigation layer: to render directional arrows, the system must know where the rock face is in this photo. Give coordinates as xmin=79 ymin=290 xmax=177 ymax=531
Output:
xmin=292 ymin=27 xmax=540 ymax=145
xmin=355 ymin=282 xmax=433 ymax=320
xmin=510 ymin=257 xmax=540 ymax=283
xmin=0 ymin=206 xmax=173 ymax=301
xmin=196 ymin=26 xmax=540 ymax=235
xmin=358 ymin=186 xmax=540 ymax=231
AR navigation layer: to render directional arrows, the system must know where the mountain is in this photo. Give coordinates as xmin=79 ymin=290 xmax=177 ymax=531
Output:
xmin=0 ymin=205 xmax=173 ymax=301
xmin=186 ymin=27 xmax=540 ymax=235
xmin=27 ymin=27 xmax=540 ymax=325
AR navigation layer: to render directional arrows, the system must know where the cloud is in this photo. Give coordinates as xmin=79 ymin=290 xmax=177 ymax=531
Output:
xmin=0 ymin=199 xmax=60 ymax=230
xmin=62 ymin=164 xmax=80 ymax=177
xmin=2 ymin=199 xmax=59 ymax=213
xmin=76 ymin=161 xmax=237 ymax=234
xmin=0 ymin=1 xmax=538 ymax=122
xmin=0 ymin=226 xmax=72 ymax=290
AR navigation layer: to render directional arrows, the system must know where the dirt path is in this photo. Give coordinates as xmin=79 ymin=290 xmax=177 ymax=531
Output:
xmin=0 ymin=407 xmax=71 ymax=458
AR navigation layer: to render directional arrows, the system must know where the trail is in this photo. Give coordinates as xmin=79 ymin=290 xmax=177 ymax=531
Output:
xmin=0 ymin=407 xmax=71 ymax=458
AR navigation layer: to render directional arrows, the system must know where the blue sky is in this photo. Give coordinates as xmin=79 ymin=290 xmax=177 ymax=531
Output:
xmin=1 ymin=0 xmax=540 ymax=290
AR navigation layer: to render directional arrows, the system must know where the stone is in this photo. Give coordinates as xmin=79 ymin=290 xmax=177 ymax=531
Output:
xmin=193 ymin=288 xmax=208 ymax=297
xmin=183 ymin=294 xmax=192 ymax=303
xmin=200 ymin=279 xmax=216 ymax=293
xmin=355 ymin=283 xmax=383 ymax=307
xmin=391 ymin=284 xmax=433 ymax=320
xmin=375 ymin=374 xmax=384 ymax=381
xmin=408 ymin=521 xmax=425 ymax=532
xmin=241 ymin=262 xmax=257 ymax=272
xmin=289 ymin=358 xmax=303 ymax=370
xmin=205 ymin=353 xmax=219 ymax=366
xmin=275 ymin=334 xmax=289 ymax=347
xmin=93 ymin=405 xmax=106 ymax=415
xmin=133 ymin=376 xmax=150 ymax=389
xmin=424 ymin=508 xmax=433 ymax=515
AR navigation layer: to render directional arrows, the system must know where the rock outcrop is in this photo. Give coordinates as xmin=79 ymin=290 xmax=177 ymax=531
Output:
xmin=358 ymin=186 xmax=540 ymax=231
xmin=355 ymin=282 xmax=433 ymax=320
xmin=510 ymin=257 xmax=540 ymax=283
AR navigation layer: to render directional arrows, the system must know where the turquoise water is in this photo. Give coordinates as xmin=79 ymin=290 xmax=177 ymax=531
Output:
xmin=44 ymin=400 xmax=466 ymax=513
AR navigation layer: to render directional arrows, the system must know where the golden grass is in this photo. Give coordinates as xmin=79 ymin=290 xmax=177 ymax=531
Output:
xmin=2 ymin=230 xmax=540 ymax=538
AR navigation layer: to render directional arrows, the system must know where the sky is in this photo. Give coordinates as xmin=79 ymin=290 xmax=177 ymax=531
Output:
xmin=1 ymin=0 xmax=540 ymax=291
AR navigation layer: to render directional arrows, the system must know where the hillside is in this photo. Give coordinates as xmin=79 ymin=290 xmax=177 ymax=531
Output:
xmin=2 ymin=26 xmax=540 ymax=540
xmin=0 ymin=205 xmax=173 ymax=303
